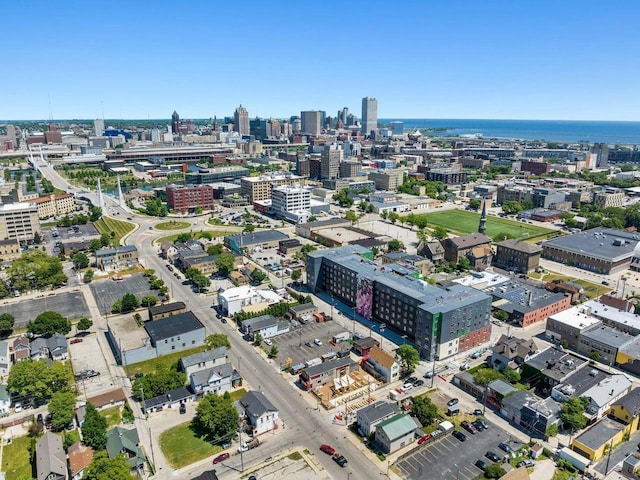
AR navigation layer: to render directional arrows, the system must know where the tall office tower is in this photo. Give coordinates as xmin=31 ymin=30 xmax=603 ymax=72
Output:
xmin=319 ymin=111 xmax=327 ymax=128
xmin=591 ymin=143 xmax=609 ymax=168
xmin=292 ymin=118 xmax=302 ymax=133
xmin=234 ymin=105 xmax=250 ymax=136
xmin=320 ymin=144 xmax=343 ymax=179
xmin=171 ymin=111 xmax=180 ymax=134
xmin=94 ymin=119 xmax=104 ymax=137
xmin=340 ymin=107 xmax=349 ymax=125
xmin=301 ymin=111 xmax=322 ymax=136
xmin=346 ymin=113 xmax=357 ymax=126
xmin=361 ymin=97 xmax=378 ymax=137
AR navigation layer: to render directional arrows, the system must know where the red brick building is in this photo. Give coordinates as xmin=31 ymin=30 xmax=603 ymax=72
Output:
xmin=167 ymin=185 xmax=214 ymax=212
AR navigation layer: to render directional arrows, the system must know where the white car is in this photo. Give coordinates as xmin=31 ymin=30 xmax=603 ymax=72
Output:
xmin=314 ymin=339 xmax=322 ymax=346
xmin=237 ymin=444 xmax=249 ymax=453
xmin=264 ymin=339 xmax=273 ymax=346
xmin=403 ymin=383 xmax=413 ymax=391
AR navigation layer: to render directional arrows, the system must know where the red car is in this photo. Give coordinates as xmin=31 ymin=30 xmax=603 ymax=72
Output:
xmin=70 ymin=338 xmax=83 ymax=344
xmin=320 ymin=444 xmax=335 ymax=455
xmin=418 ymin=434 xmax=432 ymax=445
xmin=213 ymin=453 xmax=230 ymax=464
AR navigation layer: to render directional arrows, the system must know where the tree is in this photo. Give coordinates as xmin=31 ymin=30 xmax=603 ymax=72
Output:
xmin=99 ymin=233 xmax=111 ymax=247
xmin=120 ymin=293 xmax=139 ymax=312
xmin=546 ymin=423 xmax=558 ymax=437
xmin=253 ymin=333 xmax=263 ymax=346
xmin=268 ymin=345 xmax=279 ymax=358
xmin=468 ymin=199 xmax=481 ymax=211
xmin=492 ymin=231 xmax=516 ymax=243
xmin=345 ymin=210 xmax=358 ymax=224
xmin=291 ymin=270 xmax=302 ymax=283
xmin=83 ymin=451 xmax=132 ymax=480
xmin=89 ymin=206 xmax=103 ymax=222
xmin=207 ymin=243 xmax=224 ymax=256
xmin=502 ymin=201 xmax=523 ymax=215
xmin=502 ymin=368 xmax=521 ymax=384
xmin=215 ymin=253 xmax=236 ymax=276
xmin=250 ymin=269 xmax=267 ymax=284
xmin=27 ymin=311 xmax=71 ymax=336
xmin=132 ymin=370 xmax=186 ymax=401
xmin=141 ymin=295 xmax=158 ymax=307
xmin=412 ymin=395 xmax=439 ymax=426
xmin=7 ymin=359 xmax=73 ymax=403
xmin=81 ymin=403 xmax=107 ymax=450
xmin=387 ymin=239 xmax=404 ymax=252
xmin=0 ymin=313 xmax=15 ymax=337
xmin=83 ymin=269 xmax=94 ymax=283
xmin=473 ymin=368 xmax=502 ymax=387
xmin=206 ymin=334 xmax=231 ymax=350
xmin=193 ymin=392 xmax=239 ymax=441
xmin=7 ymin=250 xmax=67 ymax=291
xmin=73 ymin=252 xmax=90 ymax=269
xmin=33 ymin=231 xmax=42 ymax=244
xmin=560 ymin=396 xmax=589 ymax=432
xmin=49 ymin=391 xmax=76 ymax=431
xmin=191 ymin=273 xmax=211 ymax=292
xmin=301 ymin=244 xmax=317 ymax=254
xmin=494 ymin=310 xmax=509 ymax=322
xmin=388 ymin=212 xmax=399 ymax=224
xmin=90 ymin=239 xmax=103 ymax=252
xmin=589 ymin=350 xmax=601 ymax=362
xmin=243 ymin=224 xmax=255 ymax=233
xmin=397 ymin=345 xmax=419 ymax=374
xmin=484 ymin=463 xmax=506 ymax=478
xmin=332 ymin=188 xmax=354 ymax=208
xmin=176 ymin=232 xmax=193 ymax=243
xmin=457 ymin=256 xmax=470 ymax=271
xmin=77 ymin=317 xmax=93 ymax=332
xmin=432 ymin=226 xmax=448 ymax=240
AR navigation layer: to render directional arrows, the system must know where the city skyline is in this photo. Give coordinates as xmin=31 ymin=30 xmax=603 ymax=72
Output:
xmin=1 ymin=0 xmax=639 ymax=121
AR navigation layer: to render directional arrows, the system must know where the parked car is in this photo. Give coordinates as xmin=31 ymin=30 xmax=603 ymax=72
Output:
xmin=517 ymin=459 xmax=535 ymax=468
xmin=179 ymin=403 xmax=186 ymax=414
xmin=264 ymin=339 xmax=273 ymax=346
xmin=447 ymin=398 xmax=459 ymax=406
xmin=475 ymin=418 xmax=489 ymax=430
xmin=485 ymin=451 xmax=501 ymax=462
xmin=305 ymin=341 xmax=313 ymax=347
xmin=473 ymin=409 xmax=483 ymax=416
xmin=407 ymin=376 xmax=418 ymax=383
xmin=320 ymin=444 xmax=335 ymax=455
xmin=402 ymin=383 xmax=413 ymax=391
xmin=413 ymin=379 xmax=424 ymax=387
xmin=314 ymin=338 xmax=322 ymax=346
xmin=499 ymin=442 xmax=516 ymax=457
xmin=332 ymin=454 xmax=348 ymax=467
xmin=417 ymin=434 xmax=431 ymax=445
xmin=70 ymin=338 xmax=83 ymax=344
xmin=213 ymin=453 xmax=230 ymax=464
xmin=461 ymin=421 xmax=478 ymax=434
xmin=475 ymin=459 xmax=489 ymax=471
xmin=452 ymin=430 xmax=466 ymax=442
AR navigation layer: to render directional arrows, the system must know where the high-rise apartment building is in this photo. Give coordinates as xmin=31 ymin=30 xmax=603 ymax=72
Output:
xmin=361 ymin=97 xmax=378 ymax=137
xmin=94 ymin=119 xmax=104 ymax=137
xmin=320 ymin=144 xmax=343 ymax=179
xmin=234 ymin=105 xmax=249 ymax=136
xmin=272 ymin=186 xmax=310 ymax=216
xmin=171 ymin=111 xmax=180 ymax=134
xmin=240 ymin=173 xmax=303 ymax=203
xmin=301 ymin=111 xmax=322 ymax=136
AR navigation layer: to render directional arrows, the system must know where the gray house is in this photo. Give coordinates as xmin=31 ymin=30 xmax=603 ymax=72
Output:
xmin=490 ymin=334 xmax=538 ymax=371
xmin=36 ymin=431 xmax=68 ymax=480
xmin=0 ymin=340 xmax=9 ymax=375
xmin=190 ymin=363 xmax=238 ymax=396
xmin=239 ymin=390 xmax=279 ymax=436
xmin=374 ymin=413 xmax=417 ymax=454
xmin=356 ymin=401 xmax=399 ymax=437
xmin=47 ymin=334 xmax=68 ymax=361
xmin=30 ymin=337 xmax=48 ymax=360
xmin=180 ymin=347 xmax=228 ymax=378
xmin=240 ymin=314 xmax=290 ymax=340
xmin=145 ymin=311 xmax=206 ymax=356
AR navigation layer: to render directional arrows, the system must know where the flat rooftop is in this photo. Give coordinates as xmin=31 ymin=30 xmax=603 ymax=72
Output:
xmin=108 ymin=314 xmax=149 ymax=351
xmin=580 ymin=325 xmax=633 ymax=349
xmin=574 ymin=417 xmax=625 ymax=450
xmin=547 ymin=306 xmax=601 ymax=330
xmin=318 ymin=227 xmax=371 ymax=244
xmin=543 ymin=227 xmax=640 ymax=262
xmin=583 ymin=299 xmax=640 ymax=332
xmin=526 ymin=347 xmax=588 ymax=383
xmin=483 ymin=279 xmax=567 ymax=314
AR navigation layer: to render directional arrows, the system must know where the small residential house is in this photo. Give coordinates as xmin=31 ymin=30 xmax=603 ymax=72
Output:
xmin=36 ymin=431 xmax=68 ymax=480
xmin=352 ymin=337 xmax=380 ymax=356
xmin=148 ymin=301 xmax=187 ymax=321
xmin=299 ymin=357 xmax=359 ymax=391
xmin=47 ymin=334 xmax=68 ymax=361
xmin=95 ymin=245 xmax=139 ymax=271
xmin=142 ymin=386 xmax=195 ymax=414
xmin=610 ymin=387 xmax=640 ymax=431
xmin=581 ymin=373 xmax=632 ymax=420
xmin=363 ymin=346 xmax=399 ymax=383
xmin=240 ymin=314 xmax=290 ymax=340
xmin=374 ymin=413 xmax=417 ymax=454
xmin=87 ymin=388 xmax=127 ymax=411
xmin=239 ymin=390 xmax=279 ymax=436
xmin=356 ymin=401 xmax=400 ymax=437
xmin=0 ymin=384 xmax=10 ymax=416
xmin=190 ymin=363 xmax=240 ymax=396
xmin=12 ymin=337 xmax=30 ymax=362
xmin=75 ymin=405 xmax=86 ymax=428
xmin=417 ymin=241 xmax=445 ymax=266
xmin=68 ymin=442 xmax=94 ymax=480
xmin=0 ymin=340 xmax=9 ymax=376
xmin=490 ymin=335 xmax=539 ymax=371
xmin=180 ymin=347 xmax=228 ymax=378
xmin=30 ymin=337 xmax=48 ymax=360
xmin=106 ymin=426 xmax=146 ymax=473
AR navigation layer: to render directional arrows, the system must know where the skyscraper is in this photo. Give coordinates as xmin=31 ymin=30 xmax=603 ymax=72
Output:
xmin=171 ymin=111 xmax=180 ymax=134
xmin=94 ymin=119 xmax=104 ymax=137
xmin=361 ymin=97 xmax=378 ymax=137
xmin=591 ymin=143 xmax=609 ymax=168
xmin=234 ymin=105 xmax=249 ymax=136
xmin=301 ymin=111 xmax=322 ymax=136
xmin=320 ymin=144 xmax=343 ymax=179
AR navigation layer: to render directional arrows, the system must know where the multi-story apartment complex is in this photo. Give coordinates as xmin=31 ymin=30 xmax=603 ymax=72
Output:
xmin=271 ymin=186 xmax=310 ymax=222
xmin=306 ymin=245 xmax=492 ymax=360
xmin=320 ymin=144 xmax=342 ymax=179
xmin=234 ymin=105 xmax=249 ymax=136
xmin=593 ymin=190 xmax=626 ymax=209
xmin=240 ymin=173 xmax=302 ymax=203
xmin=361 ymin=97 xmax=378 ymax=137
xmin=185 ymin=166 xmax=250 ymax=185
xmin=493 ymin=239 xmax=542 ymax=273
xmin=339 ymin=161 xmax=361 ymax=178
xmin=166 ymin=185 xmax=215 ymax=212
xmin=368 ymin=170 xmax=404 ymax=191
xmin=301 ymin=111 xmax=322 ymax=136
xmin=0 ymin=203 xmax=39 ymax=241
xmin=31 ymin=194 xmax=76 ymax=220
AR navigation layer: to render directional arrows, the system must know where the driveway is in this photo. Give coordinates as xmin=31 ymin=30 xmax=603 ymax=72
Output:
xmin=529 ymin=458 xmax=556 ymax=480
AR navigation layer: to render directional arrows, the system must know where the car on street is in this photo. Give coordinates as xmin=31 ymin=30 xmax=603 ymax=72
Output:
xmin=485 ymin=451 xmax=501 ymax=462
xmin=332 ymin=454 xmax=348 ymax=467
xmin=452 ymin=430 xmax=466 ymax=442
xmin=70 ymin=338 xmax=83 ymax=344
xmin=447 ymin=398 xmax=459 ymax=406
xmin=213 ymin=453 xmax=230 ymax=464
xmin=473 ymin=409 xmax=483 ymax=416
xmin=475 ymin=459 xmax=489 ymax=471
xmin=320 ymin=444 xmax=335 ymax=455
xmin=461 ymin=421 xmax=478 ymax=434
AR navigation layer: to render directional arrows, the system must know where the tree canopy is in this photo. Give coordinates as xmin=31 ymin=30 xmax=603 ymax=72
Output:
xmin=77 ymin=317 xmax=93 ymax=332
xmin=387 ymin=239 xmax=404 ymax=252
xmin=27 ymin=311 xmax=71 ymax=336
xmin=0 ymin=313 xmax=15 ymax=337
xmin=412 ymin=395 xmax=439 ymax=426
xmin=193 ymin=392 xmax=239 ymax=441
xmin=560 ymin=396 xmax=589 ymax=432
xmin=84 ymin=451 xmax=132 ymax=480
xmin=73 ymin=252 xmax=90 ymax=269
xmin=397 ymin=344 xmax=420 ymax=373
xmin=48 ymin=391 xmax=76 ymax=431
xmin=7 ymin=360 xmax=73 ymax=403
xmin=215 ymin=253 xmax=236 ymax=275
xmin=432 ymin=226 xmax=448 ymax=240
xmin=82 ymin=403 xmax=108 ymax=450
xmin=473 ymin=368 xmax=502 ymax=387
xmin=132 ymin=370 xmax=186 ymax=401
xmin=7 ymin=250 xmax=68 ymax=292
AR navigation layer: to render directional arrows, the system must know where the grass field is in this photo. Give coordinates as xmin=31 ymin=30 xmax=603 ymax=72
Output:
xmin=125 ymin=345 xmax=206 ymax=377
xmin=159 ymin=422 xmax=221 ymax=469
xmin=155 ymin=221 xmax=190 ymax=231
xmin=3 ymin=434 xmax=34 ymax=480
xmin=101 ymin=405 xmax=122 ymax=427
xmin=59 ymin=429 xmax=81 ymax=446
xmin=94 ymin=216 xmax=136 ymax=245
xmin=155 ymin=230 xmax=237 ymax=245
xmin=422 ymin=210 xmax=555 ymax=241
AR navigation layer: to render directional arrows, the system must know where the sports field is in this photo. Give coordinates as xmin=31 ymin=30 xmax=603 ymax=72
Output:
xmin=422 ymin=210 xmax=555 ymax=241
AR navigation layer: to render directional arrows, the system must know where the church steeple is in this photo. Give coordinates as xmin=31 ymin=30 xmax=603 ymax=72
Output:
xmin=478 ymin=200 xmax=487 ymax=235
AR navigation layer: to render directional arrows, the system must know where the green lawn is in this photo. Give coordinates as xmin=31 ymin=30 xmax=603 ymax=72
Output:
xmin=59 ymin=429 xmax=81 ymax=446
xmin=159 ymin=422 xmax=221 ymax=469
xmin=154 ymin=221 xmax=190 ymax=231
xmin=542 ymin=271 xmax=611 ymax=300
xmin=229 ymin=388 xmax=247 ymax=402
xmin=101 ymin=405 xmax=122 ymax=428
xmin=420 ymin=210 xmax=555 ymax=241
xmin=94 ymin=216 xmax=136 ymax=245
xmin=125 ymin=345 xmax=206 ymax=377
xmin=155 ymin=230 xmax=237 ymax=245
xmin=3 ymin=434 xmax=34 ymax=480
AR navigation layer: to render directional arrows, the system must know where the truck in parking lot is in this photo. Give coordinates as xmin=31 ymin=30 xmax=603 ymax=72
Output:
xmin=333 ymin=332 xmax=350 ymax=343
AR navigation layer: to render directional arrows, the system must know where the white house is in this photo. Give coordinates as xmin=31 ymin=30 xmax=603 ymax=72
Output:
xmin=180 ymin=347 xmax=228 ymax=378
xmin=239 ymin=390 xmax=279 ymax=436
xmin=364 ymin=346 xmax=399 ymax=383
xmin=583 ymin=374 xmax=633 ymax=420
xmin=0 ymin=341 xmax=9 ymax=376
xmin=239 ymin=315 xmax=290 ymax=340
xmin=0 ymin=384 xmax=10 ymax=416
xmin=189 ymin=363 xmax=237 ymax=396
xmin=218 ymin=286 xmax=283 ymax=316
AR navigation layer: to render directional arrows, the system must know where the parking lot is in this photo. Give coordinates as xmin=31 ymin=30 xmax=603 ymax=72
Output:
xmin=396 ymin=423 xmax=522 ymax=480
xmin=68 ymin=332 xmax=115 ymax=396
xmin=0 ymin=290 xmax=90 ymax=327
xmin=266 ymin=320 xmax=353 ymax=366
xmin=89 ymin=273 xmax=154 ymax=314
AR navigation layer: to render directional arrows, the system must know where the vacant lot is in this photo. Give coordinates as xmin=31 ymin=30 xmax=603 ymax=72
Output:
xmin=421 ymin=210 xmax=555 ymax=241
xmin=89 ymin=273 xmax=154 ymax=314
xmin=124 ymin=345 xmax=206 ymax=377
xmin=159 ymin=422 xmax=221 ymax=469
xmin=542 ymin=271 xmax=611 ymax=300
xmin=2 ymin=434 xmax=33 ymax=480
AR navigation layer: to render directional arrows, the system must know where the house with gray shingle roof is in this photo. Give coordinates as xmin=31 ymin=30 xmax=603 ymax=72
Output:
xmin=190 ymin=363 xmax=239 ymax=395
xmin=0 ymin=340 xmax=9 ymax=375
xmin=36 ymin=431 xmax=68 ymax=480
xmin=356 ymin=401 xmax=399 ymax=436
xmin=180 ymin=347 xmax=228 ymax=378
xmin=239 ymin=390 xmax=279 ymax=436
xmin=47 ymin=334 xmax=68 ymax=361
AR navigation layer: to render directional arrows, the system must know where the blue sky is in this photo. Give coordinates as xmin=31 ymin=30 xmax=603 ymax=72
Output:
xmin=2 ymin=0 xmax=639 ymax=121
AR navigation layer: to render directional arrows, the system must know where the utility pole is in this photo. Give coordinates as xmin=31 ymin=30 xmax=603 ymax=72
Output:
xmin=430 ymin=353 xmax=437 ymax=388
